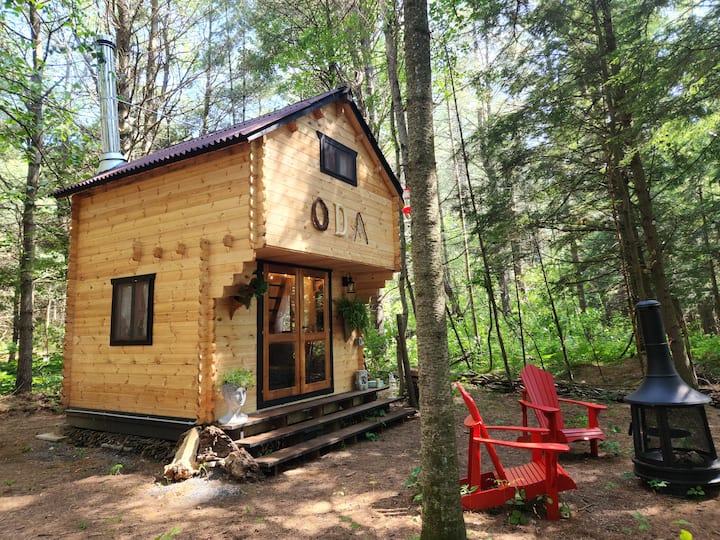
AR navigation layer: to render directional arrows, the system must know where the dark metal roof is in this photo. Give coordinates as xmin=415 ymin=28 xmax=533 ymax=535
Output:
xmin=54 ymin=87 xmax=401 ymax=198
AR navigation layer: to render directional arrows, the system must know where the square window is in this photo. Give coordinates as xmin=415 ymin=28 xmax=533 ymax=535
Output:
xmin=110 ymin=273 xmax=155 ymax=345
xmin=318 ymin=132 xmax=357 ymax=186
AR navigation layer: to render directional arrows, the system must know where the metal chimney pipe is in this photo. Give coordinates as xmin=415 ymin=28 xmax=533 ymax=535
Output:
xmin=96 ymin=35 xmax=126 ymax=173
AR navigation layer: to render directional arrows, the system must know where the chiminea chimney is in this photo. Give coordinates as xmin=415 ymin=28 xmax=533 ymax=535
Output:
xmin=96 ymin=35 xmax=126 ymax=173
xmin=625 ymin=300 xmax=720 ymax=492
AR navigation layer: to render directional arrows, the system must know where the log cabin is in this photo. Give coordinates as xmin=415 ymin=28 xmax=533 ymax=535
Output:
xmin=53 ymin=83 xmax=403 ymax=442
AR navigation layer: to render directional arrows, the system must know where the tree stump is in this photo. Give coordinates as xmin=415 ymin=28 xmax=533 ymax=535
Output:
xmin=163 ymin=427 xmax=200 ymax=481
xmin=223 ymin=448 xmax=261 ymax=481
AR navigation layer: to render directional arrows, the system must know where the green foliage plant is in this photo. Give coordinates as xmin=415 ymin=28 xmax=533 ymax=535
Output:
xmin=233 ymin=273 xmax=268 ymax=308
xmin=363 ymin=324 xmax=397 ymax=377
xmin=340 ymin=515 xmax=363 ymax=530
xmin=220 ymin=368 xmax=255 ymax=389
xmin=648 ymin=479 xmax=668 ymax=491
xmin=599 ymin=440 xmax=622 ymax=456
xmin=505 ymin=488 xmax=556 ymax=524
xmin=154 ymin=527 xmax=181 ymax=540
xmin=559 ymin=501 xmax=572 ymax=519
xmin=334 ymin=296 xmax=370 ymax=335
xmin=404 ymin=465 xmax=423 ymax=502
xmin=633 ymin=511 xmax=651 ymax=532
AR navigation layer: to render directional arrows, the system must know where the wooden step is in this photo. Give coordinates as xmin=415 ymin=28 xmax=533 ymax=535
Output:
xmin=254 ymin=406 xmax=416 ymax=473
xmin=239 ymin=388 xmax=387 ymax=429
xmin=236 ymin=397 xmax=401 ymax=449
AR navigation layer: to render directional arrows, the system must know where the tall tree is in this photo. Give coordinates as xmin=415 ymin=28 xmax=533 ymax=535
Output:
xmin=104 ymin=0 xmax=202 ymax=157
xmin=461 ymin=0 xmax=719 ymax=382
xmin=0 ymin=0 xmax=87 ymax=392
xmin=404 ymin=0 xmax=466 ymax=537
xmin=248 ymin=0 xmax=385 ymax=129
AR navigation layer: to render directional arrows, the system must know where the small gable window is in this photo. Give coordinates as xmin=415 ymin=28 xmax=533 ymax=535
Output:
xmin=110 ymin=273 xmax=155 ymax=345
xmin=318 ymin=132 xmax=357 ymax=186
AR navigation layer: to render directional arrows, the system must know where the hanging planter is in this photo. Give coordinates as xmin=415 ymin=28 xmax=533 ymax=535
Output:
xmin=229 ymin=272 xmax=268 ymax=319
xmin=334 ymin=296 xmax=369 ymax=343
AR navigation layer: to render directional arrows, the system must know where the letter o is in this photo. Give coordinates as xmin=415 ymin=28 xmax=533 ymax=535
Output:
xmin=311 ymin=198 xmax=329 ymax=231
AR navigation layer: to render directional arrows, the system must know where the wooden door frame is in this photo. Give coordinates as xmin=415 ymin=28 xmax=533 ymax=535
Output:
xmin=256 ymin=261 xmax=335 ymax=408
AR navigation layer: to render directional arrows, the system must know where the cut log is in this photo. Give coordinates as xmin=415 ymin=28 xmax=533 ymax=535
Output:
xmin=163 ymin=427 xmax=200 ymax=481
xmin=223 ymin=449 xmax=261 ymax=481
xmin=197 ymin=425 xmax=240 ymax=463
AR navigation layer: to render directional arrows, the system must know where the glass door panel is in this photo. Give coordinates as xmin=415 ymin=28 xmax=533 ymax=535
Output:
xmin=268 ymin=342 xmax=296 ymax=390
xmin=262 ymin=265 xmax=331 ymax=402
xmin=301 ymin=271 xmax=329 ymax=391
xmin=304 ymin=340 xmax=326 ymax=384
xmin=263 ymin=268 xmax=298 ymax=400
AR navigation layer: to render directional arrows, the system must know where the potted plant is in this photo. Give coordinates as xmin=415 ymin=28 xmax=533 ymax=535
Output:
xmin=334 ymin=296 xmax=370 ymax=344
xmin=218 ymin=368 xmax=255 ymax=426
xmin=229 ymin=271 xmax=268 ymax=318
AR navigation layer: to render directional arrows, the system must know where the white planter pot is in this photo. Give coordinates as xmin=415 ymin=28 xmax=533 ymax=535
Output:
xmin=218 ymin=383 xmax=248 ymax=426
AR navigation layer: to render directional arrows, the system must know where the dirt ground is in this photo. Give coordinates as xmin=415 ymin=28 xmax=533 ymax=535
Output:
xmin=1 ymin=361 xmax=719 ymax=540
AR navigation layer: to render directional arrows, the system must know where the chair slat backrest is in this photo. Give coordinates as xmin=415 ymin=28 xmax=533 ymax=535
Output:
xmin=454 ymin=382 xmax=506 ymax=479
xmin=520 ymin=365 xmax=566 ymax=430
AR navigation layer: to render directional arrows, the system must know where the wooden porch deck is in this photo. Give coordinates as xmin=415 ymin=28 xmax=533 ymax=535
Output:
xmin=222 ymin=388 xmax=416 ymax=474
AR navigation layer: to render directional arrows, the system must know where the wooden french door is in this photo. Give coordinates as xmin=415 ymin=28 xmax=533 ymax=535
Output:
xmin=262 ymin=264 xmax=331 ymax=401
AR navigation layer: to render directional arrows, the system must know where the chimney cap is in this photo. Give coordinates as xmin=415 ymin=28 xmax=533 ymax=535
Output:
xmin=625 ymin=299 xmax=710 ymax=406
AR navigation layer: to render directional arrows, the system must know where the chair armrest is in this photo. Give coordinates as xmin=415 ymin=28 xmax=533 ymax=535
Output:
xmin=556 ymin=397 xmax=607 ymax=428
xmin=557 ymin=397 xmax=608 ymax=411
xmin=485 ymin=425 xmax=549 ymax=435
xmin=518 ymin=399 xmax=560 ymax=415
xmin=464 ymin=418 xmax=550 ymax=437
xmin=474 ymin=436 xmax=569 ymax=453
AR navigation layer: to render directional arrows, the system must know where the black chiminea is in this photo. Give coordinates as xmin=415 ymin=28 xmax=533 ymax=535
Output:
xmin=625 ymin=300 xmax=720 ymax=491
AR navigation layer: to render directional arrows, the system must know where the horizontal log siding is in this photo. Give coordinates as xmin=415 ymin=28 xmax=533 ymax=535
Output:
xmin=261 ymin=107 xmax=399 ymax=272
xmin=214 ymin=296 xmax=259 ymax=416
xmin=64 ymin=147 xmax=253 ymax=420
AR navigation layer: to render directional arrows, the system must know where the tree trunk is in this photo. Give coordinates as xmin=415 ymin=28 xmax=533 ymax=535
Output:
xmin=536 ymin=236 xmax=573 ymax=380
xmin=382 ymin=0 xmax=414 ymax=342
xmin=630 ymin=151 xmax=697 ymax=385
xmin=16 ymin=3 xmax=43 ymax=394
xmin=444 ymin=49 xmax=481 ymax=346
xmin=592 ymin=0 xmax=696 ymax=384
xmin=403 ymin=1 xmax=466 ymax=537
xmin=571 ymin=239 xmax=587 ymax=313
xmin=698 ymin=183 xmax=720 ymax=333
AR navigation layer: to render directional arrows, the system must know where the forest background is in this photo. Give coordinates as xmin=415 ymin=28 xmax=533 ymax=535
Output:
xmin=1 ymin=0 xmax=720 ymax=398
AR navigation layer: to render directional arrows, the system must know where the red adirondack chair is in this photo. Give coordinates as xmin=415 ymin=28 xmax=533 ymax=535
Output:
xmin=519 ymin=365 xmax=607 ymax=457
xmin=454 ymin=382 xmax=576 ymax=520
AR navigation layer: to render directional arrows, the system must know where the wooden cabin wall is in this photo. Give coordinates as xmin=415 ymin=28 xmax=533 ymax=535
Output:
xmin=330 ymin=273 xmax=364 ymax=393
xmin=213 ymin=277 xmax=259 ymax=416
xmin=260 ymin=104 xmax=400 ymax=271
xmin=62 ymin=146 xmax=254 ymax=421
xmin=250 ymin=105 xmax=400 ymax=400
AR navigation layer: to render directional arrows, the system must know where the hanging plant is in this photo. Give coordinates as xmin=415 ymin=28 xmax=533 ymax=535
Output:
xmin=232 ymin=272 xmax=268 ymax=309
xmin=334 ymin=296 xmax=370 ymax=342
